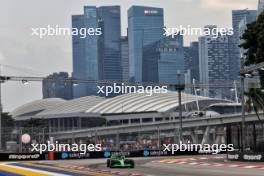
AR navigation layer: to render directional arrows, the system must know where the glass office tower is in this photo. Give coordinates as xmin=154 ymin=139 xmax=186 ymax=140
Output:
xmin=72 ymin=6 xmax=122 ymax=98
xmin=72 ymin=6 xmax=98 ymax=98
xmin=231 ymin=10 xmax=257 ymax=81
xmin=184 ymin=42 xmax=200 ymax=82
xmin=128 ymin=6 xmax=164 ymax=82
xmin=142 ymin=35 xmax=184 ymax=84
xmin=121 ymin=36 xmax=129 ymax=82
xmin=97 ymin=6 xmax=122 ymax=81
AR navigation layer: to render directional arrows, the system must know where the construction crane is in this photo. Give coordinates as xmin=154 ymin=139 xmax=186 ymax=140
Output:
xmin=0 ymin=75 xmax=243 ymax=88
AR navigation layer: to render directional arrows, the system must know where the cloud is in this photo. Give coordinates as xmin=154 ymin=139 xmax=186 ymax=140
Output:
xmin=0 ymin=51 xmax=6 ymax=61
xmin=201 ymin=0 xmax=257 ymax=10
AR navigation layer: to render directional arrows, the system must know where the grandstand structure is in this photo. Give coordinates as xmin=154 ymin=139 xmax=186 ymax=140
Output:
xmin=12 ymin=92 xmax=232 ymax=132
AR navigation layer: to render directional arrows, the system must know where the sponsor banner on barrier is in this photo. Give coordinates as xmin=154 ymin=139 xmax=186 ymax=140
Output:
xmin=56 ymin=150 xmax=199 ymax=160
xmin=0 ymin=153 xmax=48 ymax=161
xmin=0 ymin=150 xmax=201 ymax=161
xmin=227 ymin=152 xmax=264 ymax=162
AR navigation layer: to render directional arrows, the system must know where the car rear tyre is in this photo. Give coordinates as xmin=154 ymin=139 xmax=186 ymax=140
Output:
xmin=131 ymin=161 xmax=135 ymax=168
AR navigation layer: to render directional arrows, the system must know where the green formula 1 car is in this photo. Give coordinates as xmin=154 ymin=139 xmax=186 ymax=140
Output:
xmin=107 ymin=154 xmax=135 ymax=168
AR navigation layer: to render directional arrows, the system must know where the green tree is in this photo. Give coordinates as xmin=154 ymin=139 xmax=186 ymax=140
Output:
xmin=240 ymin=11 xmax=264 ymax=86
xmin=20 ymin=118 xmax=48 ymax=139
xmin=240 ymin=12 xmax=264 ymax=150
xmin=240 ymin=11 xmax=264 ymax=102
xmin=1 ymin=112 xmax=15 ymax=148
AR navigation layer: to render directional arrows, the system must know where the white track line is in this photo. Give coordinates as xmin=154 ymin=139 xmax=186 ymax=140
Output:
xmin=200 ymin=163 xmax=210 ymax=166
xmin=228 ymin=164 xmax=240 ymax=168
xmin=189 ymin=162 xmax=199 ymax=165
xmin=243 ymin=165 xmax=258 ymax=169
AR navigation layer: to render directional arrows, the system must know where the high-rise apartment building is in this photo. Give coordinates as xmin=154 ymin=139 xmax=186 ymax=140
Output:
xmin=199 ymin=26 xmax=233 ymax=99
xmin=128 ymin=6 xmax=164 ymax=82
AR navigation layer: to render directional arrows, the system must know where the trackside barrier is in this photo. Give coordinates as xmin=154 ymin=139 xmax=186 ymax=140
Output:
xmin=0 ymin=150 xmax=202 ymax=161
xmin=227 ymin=151 xmax=264 ymax=162
xmin=2 ymin=151 xmax=264 ymax=162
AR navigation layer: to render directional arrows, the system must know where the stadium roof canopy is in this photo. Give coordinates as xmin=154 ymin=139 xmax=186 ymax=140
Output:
xmin=11 ymin=98 xmax=66 ymax=117
xmin=11 ymin=92 xmax=231 ymax=120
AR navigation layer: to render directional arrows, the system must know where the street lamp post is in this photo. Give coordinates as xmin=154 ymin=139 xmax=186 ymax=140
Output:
xmin=233 ymin=80 xmax=239 ymax=104
xmin=178 ymin=85 xmax=183 ymax=142
xmin=241 ymin=76 xmax=246 ymax=152
xmin=0 ymin=80 xmax=2 ymax=151
xmin=176 ymin=72 xmax=185 ymax=142
xmin=0 ymin=65 xmax=3 ymax=151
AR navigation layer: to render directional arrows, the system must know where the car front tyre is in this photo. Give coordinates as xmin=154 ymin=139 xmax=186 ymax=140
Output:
xmin=126 ymin=160 xmax=135 ymax=168
xmin=107 ymin=159 xmax=110 ymax=167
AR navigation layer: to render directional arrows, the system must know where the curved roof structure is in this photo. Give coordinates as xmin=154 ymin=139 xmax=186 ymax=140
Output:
xmin=11 ymin=92 xmax=231 ymax=119
xmin=38 ymin=96 xmax=105 ymax=116
xmin=85 ymin=92 xmax=227 ymax=114
xmin=11 ymin=98 xmax=66 ymax=117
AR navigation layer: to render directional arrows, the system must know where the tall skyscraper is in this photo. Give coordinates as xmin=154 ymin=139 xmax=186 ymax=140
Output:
xmin=72 ymin=6 xmax=122 ymax=98
xmin=199 ymin=26 xmax=233 ymax=99
xmin=128 ymin=6 xmax=164 ymax=82
xmin=232 ymin=10 xmax=257 ymax=47
xmin=42 ymin=72 xmax=73 ymax=100
xmin=142 ymin=34 xmax=184 ymax=84
xmin=258 ymin=0 xmax=264 ymax=15
xmin=184 ymin=42 xmax=199 ymax=82
xmin=121 ymin=36 xmax=129 ymax=81
xmin=231 ymin=10 xmax=257 ymax=81
xmin=97 ymin=6 xmax=122 ymax=81
xmin=72 ymin=6 xmax=99 ymax=98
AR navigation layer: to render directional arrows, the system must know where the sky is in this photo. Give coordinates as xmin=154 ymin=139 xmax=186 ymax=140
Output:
xmin=0 ymin=0 xmax=259 ymax=112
